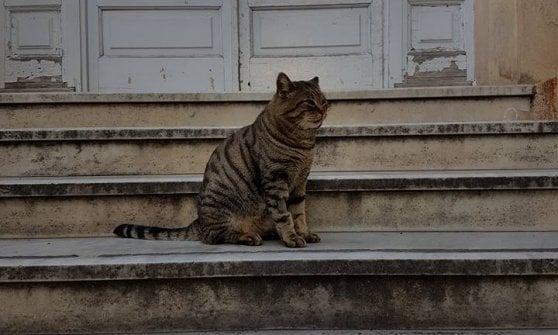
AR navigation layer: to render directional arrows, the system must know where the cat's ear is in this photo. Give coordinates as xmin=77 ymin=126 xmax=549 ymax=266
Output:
xmin=310 ymin=76 xmax=319 ymax=85
xmin=276 ymin=72 xmax=293 ymax=99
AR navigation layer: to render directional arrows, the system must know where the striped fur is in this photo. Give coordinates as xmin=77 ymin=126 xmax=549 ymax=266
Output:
xmin=114 ymin=73 xmax=328 ymax=247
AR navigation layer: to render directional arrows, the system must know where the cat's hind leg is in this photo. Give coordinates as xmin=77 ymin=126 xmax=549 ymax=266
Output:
xmin=199 ymin=213 xmax=265 ymax=246
xmin=223 ymin=231 xmax=263 ymax=246
xmin=198 ymin=220 xmax=263 ymax=246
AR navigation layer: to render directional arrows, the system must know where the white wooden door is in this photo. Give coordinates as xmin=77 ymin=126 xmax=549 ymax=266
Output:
xmin=2 ymin=0 xmax=475 ymax=92
xmin=87 ymin=0 xmax=238 ymax=93
xmin=0 ymin=0 xmax=80 ymax=90
xmin=239 ymin=0 xmax=384 ymax=91
xmin=386 ymin=0 xmax=474 ymax=87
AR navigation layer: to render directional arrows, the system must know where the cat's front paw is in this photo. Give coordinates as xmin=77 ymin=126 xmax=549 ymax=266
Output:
xmin=282 ymin=233 xmax=306 ymax=248
xmin=305 ymin=232 xmax=321 ymax=243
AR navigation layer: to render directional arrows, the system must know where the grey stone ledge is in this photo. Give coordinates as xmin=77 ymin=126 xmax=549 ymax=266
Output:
xmin=88 ymin=332 xmax=558 ymax=335
xmin=0 ymin=85 xmax=534 ymax=104
xmin=2 ymin=121 xmax=557 ymax=142
xmin=1 ymin=170 xmax=558 ymax=197
xmin=1 ymin=232 xmax=558 ymax=282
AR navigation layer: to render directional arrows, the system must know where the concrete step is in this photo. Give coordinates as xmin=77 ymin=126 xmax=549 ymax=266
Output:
xmin=2 ymin=121 xmax=557 ymax=176
xmin=1 ymin=232 xmax=557 ymax=333
xmin=1 ymin=170 xmax=557 ymax=238
xmin=0 ymin=86 xmax=534 ymax=128
xmin=83 ymin=332 xmax=558 ymax=335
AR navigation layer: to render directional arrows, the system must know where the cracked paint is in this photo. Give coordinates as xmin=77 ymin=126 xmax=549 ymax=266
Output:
xmin=407 ymin=53 xmax=467 ymax=77
xmin=5 ymin=58 xmax=61 ymax=83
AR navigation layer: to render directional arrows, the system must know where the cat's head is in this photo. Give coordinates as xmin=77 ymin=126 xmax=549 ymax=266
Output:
xmin=271 ymin=72 xmax=328 ymax=130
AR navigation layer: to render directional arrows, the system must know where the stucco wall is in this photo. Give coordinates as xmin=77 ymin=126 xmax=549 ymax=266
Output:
xmin=475 ymin=0 xmax=558 ymax=85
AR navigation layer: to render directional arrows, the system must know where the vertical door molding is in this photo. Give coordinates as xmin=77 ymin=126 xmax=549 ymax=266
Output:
xmin=223 ymin=0 xmax=239 ymax=92
xmin=85 ymin=0 xmax=99 ymax=92
xmin=0 ymin=0 xmax=6 ymax=89
xmin=462 ymin=0 xmax=474 ymax=82
xmin=384 ymin=0 xmax=405 ymax=87
xmin=386 ymin=0 xmax=474 ymax=87
xmin=61 ymin=0 xmax=82 ymax=91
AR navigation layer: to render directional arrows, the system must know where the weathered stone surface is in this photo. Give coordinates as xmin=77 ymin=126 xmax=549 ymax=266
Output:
xmin=307 ymin=189 xmax=558 ymax=232
xmin=2 ymin=170 xmax=558 ymax=197
xmin=0 ymin=88 xmax=555 ymax=334
xmin=0 ymin=86 xmax=533 ymax=104
xmin=1 ymin=232 xmax=558 ymax=281
xmin=2 ymin=122 xmax=557 ymax=176
xmin=2 ymin=276 xmax=557 ymax=333
xmin=0 ymin=96 xmax=533 ymax=128
xmin=533 ymin=77 xmax=558 ymax=120
xmin=475 ymin=0 xmax=558 ymax=85
xmin=83 ymin=331 xmax=558 ymax=335
xmin=0 ymin=195 xmax=197 ymax=238
xmin=0 ymin=233 xmax=557 ymax=333
xmin=1 ymin=174 xmax=557 ymax=237
xmin=2 ymin=121 xmax=557 ymax=141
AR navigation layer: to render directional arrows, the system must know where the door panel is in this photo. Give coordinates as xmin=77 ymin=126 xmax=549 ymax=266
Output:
xmin=101 ymin=9 xmax=221 ymax=57
xmin=87 ymin=0 xmax=237 ymax=92
xmin=239 ymin=0 xmax=384 ymax=91
xmin=387 ymin=0 xmax=474 ymax=87
xmin=252 ymin=6 xmax=368 ymax=57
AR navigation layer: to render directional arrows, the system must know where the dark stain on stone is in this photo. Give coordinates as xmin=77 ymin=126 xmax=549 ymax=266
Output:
xmin=519 ymin=72 xmax=537 ymax=84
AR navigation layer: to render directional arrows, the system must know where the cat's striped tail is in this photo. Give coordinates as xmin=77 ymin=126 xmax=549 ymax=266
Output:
xmin=113 ymin=219 xmax=200 ymax=241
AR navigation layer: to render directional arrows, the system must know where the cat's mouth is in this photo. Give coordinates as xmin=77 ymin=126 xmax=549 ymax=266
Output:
xmin=301 ymin=117 xmax=324 ymax=130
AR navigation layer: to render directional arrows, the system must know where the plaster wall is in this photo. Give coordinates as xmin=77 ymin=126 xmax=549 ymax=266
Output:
xmin=475 ymin=0 xmax=558 ymax=85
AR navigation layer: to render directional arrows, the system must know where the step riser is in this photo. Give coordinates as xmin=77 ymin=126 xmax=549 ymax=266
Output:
xmin=2 ymin=134 xmax=557 ymax=176
xmin=1 ymin=97 xmax=532 ymax=128
xmin=3 ymin=190 xmax=556 ymax=238
xmin=1 ymin=276 xmax=556 ymax=334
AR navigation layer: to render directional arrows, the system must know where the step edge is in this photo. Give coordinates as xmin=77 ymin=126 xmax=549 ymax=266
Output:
xmin=0 ymin=86 xmax=534 ymax=105
xmin=2 ymin=170 xmax=558 ymax=197
xmin=1 ymin=249 xmax=558 ymax=282
xmin=2 ymin=121 xmax=558 ymax=141
xmin=73 ymin=330 xmax=558 ymax=335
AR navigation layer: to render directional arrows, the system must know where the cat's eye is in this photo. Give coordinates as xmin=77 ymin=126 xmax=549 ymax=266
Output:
xmin=304 ymin=99 xmax=317 ymax=108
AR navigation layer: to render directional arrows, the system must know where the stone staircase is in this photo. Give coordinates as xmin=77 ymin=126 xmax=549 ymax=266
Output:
xmin=1 ymin=86 xmax=557 ymax=334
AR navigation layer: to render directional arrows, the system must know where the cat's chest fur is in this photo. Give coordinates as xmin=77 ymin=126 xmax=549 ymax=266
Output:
xmin=256 ymin=142 xmax=314 ymax=193
xmin=286 ymin=152 xmax=313 ymax=191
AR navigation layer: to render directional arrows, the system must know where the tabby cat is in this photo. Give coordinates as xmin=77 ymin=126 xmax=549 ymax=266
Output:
xmin=113 ymin=73 xmax=328 ymax=248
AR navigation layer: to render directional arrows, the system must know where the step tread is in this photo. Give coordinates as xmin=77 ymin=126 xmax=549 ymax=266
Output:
xmin=2 ymin=169 xmax=558 ymax=197
xmin=103 ymin=332 xmax=558 ymax=335
xmin=0 ymin=85 xmax=534 ymax=104
xmin=2 ymin=121 xmax=557 ymax=141
xmin=1 ymin=231 xmax=558 ymax=282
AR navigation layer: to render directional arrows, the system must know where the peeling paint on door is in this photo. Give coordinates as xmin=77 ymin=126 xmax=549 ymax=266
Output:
xmin=394 ymin=0 xmax=474 ymax=87
xmin=400 ymin=50 xmax=469 ymax=87
xmin=5 ymin=58 xmax=64 ymax=89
